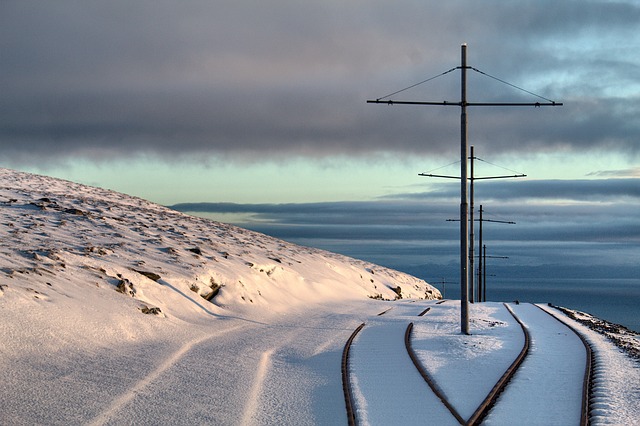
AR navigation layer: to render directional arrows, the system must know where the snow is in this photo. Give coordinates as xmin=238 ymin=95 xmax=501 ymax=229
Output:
xmin=1 ymin=168 xmax=639 ymax=425
xmin=349 ymin=304 xmax=455 ymax=425
xmin=411 ymin=302 xmax=525 ymax=420
xmin=483 ymin=303 xmax=586 ymax=424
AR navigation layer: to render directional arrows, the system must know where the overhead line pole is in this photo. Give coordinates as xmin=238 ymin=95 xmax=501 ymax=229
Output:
xmin=482 ymin=245 xmax=509 ymax=301
xmin=367 ymin=44 xmax=562 ymax=335
xmin=460 ymin=46 xmax=469 ymax=332
xmin=422 ymin=148 xmax=525 ymax=304
xmin=477 ymin=205 xmax=515 ymax=302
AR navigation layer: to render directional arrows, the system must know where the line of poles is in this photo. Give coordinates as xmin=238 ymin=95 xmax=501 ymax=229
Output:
xmin=368 ymin=44 xmax=562 ymax=334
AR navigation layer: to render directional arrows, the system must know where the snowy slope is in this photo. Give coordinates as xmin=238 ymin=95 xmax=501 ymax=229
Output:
xmin=0 ymin=167 xmax=440 ymax=319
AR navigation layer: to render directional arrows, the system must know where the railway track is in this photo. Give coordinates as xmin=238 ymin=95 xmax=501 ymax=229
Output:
xmin=342 ymin=302 xmax=593 ymax=425
xmin=535 ymin=304 xmax=593 ymax=426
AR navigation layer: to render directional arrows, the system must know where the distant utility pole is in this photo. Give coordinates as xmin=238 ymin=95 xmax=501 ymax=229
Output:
xmin=421 ymin=146 xmax=524 ymax=303
xmin=429 ymin=278 xmax=448 ymax=298
xmin=368 ymin=44 xmax=562 ymax=335
xmin=477 ymin=205 xmax=515 ymax=302
xmin=482 ymin=245 xmax=509 ymax=302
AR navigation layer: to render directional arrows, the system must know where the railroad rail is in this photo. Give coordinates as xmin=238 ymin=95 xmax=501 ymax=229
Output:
xmin=342 ymin=302 xmax=593 ymax=425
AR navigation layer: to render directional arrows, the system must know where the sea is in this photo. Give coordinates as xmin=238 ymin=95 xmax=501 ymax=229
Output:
xmin=435 ymin=277 xmax=640 ymax=333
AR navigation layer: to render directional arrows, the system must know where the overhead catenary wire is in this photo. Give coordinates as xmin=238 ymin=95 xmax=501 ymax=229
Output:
xmin=419 ymin=160 xmax=461 ymax=176
xmin=375 ymin=65 xmax=558 ymax=104
xmin=469 ymin=67 xmax=557 ymax=103
xmin=376 ymin=68 xmax=457 ymax=101
xmin=474 ymin=157 xmax=526 ymax=177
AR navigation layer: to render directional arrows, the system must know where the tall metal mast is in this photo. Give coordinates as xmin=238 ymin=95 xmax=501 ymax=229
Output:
xmin=459 ymin=45 xmax=469 ymax=331
xmin=477 ymin=205 xmax=515 ymax=302
xmin=367 ymin=44 xmax=562 ymax=335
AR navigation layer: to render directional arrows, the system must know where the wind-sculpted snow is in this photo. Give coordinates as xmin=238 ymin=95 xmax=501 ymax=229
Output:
xmin=0 ymin=168 xmax=440 ymax=321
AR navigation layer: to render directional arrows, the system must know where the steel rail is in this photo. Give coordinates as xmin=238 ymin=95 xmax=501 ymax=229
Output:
xmin=465 ymin=303 xmax=531 ymax=425
xmin=341 ymin=322 xmax=365 ymax=426
xmin=405 ymin=321 xmax=466 ymax=424
xmin=404 ymin=302 xmax=531 ymax=425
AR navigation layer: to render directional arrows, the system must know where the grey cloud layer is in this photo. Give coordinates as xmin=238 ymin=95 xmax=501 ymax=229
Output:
xmin=170 ymin=178 xmax=640 ymax=244
xmin=169 ymin=177 xmax=640 ymax=282
xmin=2 ymin=1 xmax=639 ymax=163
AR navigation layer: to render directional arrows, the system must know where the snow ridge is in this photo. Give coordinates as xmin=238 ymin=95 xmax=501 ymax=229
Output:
xmin=0 ymin=167 xmax=440 ymax=324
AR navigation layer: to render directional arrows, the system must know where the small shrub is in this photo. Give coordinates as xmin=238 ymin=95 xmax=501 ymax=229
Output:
xmin=202 ymin=278 xmax=222 ymax=301
xmin=140 ymin=306 xmax=162 ymax=315
xmin=134 ymin=269 xmax=161 ymax=282
xmin=390 ymin=286 xmax=403 ymax=300
xmin=368 ymin=293 xmax=387 ymax=301
xmin=116 ymin=279 xmax=135 ymax=296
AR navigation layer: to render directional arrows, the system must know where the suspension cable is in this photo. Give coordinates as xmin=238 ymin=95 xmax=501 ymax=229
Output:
xmin=469 ymin=67 xmax=556 ymax=103
xmin=475 ymin=157 xmax=526 ymax=176
xmin=376 ymin=67 xmax=457 ymax=100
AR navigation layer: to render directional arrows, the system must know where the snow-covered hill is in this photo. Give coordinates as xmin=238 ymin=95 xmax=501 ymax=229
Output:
xmin=0 ymin=168 xmax=440 ymax=320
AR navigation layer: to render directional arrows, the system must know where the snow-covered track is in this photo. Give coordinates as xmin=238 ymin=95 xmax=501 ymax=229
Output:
xmin=405 ymin=321 xmax=466 ymax=424
xmin=346 ymin=304 xmax=458 ymax=425
xmin=403 ymin=303 xmax=530 ymax=425
xmin=463 ymin=303 xmax=531 ymax=424
xmin=534 ymin=304 xmax=593 ymax=426
xmin=483 ymin=303 xmax=590 ymax=425
xmin=343 ymin=301 xmax=595 ymax=425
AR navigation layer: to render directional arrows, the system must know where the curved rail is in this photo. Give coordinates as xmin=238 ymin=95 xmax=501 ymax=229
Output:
xmin=535 ymin=304 xmax=593 ymax=426
xmin=465 ymin=303 xmax=531 ymax=424
xmin=345 ymin=302 xmax=590 ymax=425
xmin=405 ymin=322 xmax=466 ymax=424
xmin=417 ymin=307 xmax=431 ymax=316
xmin=404 ymin=302 xmax=531 ymax=425
xmin=341 ymin=322 xmax=365 ymax=426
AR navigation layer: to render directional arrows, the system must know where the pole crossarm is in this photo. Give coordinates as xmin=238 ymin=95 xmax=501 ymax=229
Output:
xmin=367 ymin=100 xmax=461 ymax=106
xmin=467 ymin=102 xmax=562 ymax=107
xmin=446 ymin=219 xmax=516 ymax=224
xmin=419 ymin=173 xmax=526 ymax=180
xmin=474 ymin=174 xmax=526 ymax=180
xmin=367 ymin=100 xmax=562 ymax=107
xmin=483 ymin=219 xmax=516 ymax=224
xmin=418 ymin=173 xmax=461 ymax=179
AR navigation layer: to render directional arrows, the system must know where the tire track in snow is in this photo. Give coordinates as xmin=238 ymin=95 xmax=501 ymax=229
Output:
xmin=238 ymin=322 xmax=313 ymax=425
xmin=240 ymin=349 xmax=274 ymax=425
xmin=88 ymin=324 xmax=247 ymax=426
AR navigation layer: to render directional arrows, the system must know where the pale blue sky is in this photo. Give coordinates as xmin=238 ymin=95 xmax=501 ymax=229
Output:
xmin=19 ymin=149 xmax=637 ymax=206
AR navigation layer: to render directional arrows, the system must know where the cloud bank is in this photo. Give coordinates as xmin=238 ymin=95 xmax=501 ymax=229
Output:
xmin=2 ymin=1 xmax=639 ymax=164
xmin=170 ymin=177 xmax=640 ymax=282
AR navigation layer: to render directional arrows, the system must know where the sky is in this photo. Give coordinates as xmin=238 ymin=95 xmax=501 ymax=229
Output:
xmin=1 ymin=1 xmax=639 ymax=291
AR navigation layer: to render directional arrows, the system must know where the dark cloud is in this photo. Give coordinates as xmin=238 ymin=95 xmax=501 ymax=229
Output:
xmin=2 ymin=1 xmax=639 ymax=163
xmin=170 ymin=178 xmax=640 ymax=279
xmin=170 ymin=206 xmax=639 ymax=289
